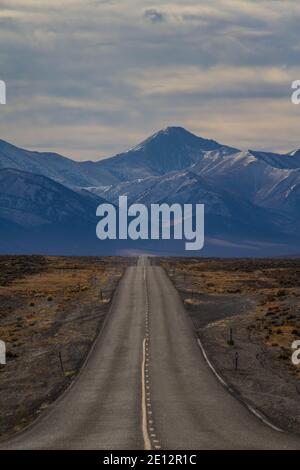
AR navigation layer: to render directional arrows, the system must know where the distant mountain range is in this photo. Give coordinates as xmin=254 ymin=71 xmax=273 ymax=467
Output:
xmin=0 ymin=127 xmax=299 ymax=256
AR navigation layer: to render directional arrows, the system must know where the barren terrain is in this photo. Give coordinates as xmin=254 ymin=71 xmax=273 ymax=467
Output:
xmin=160 ymin=258 xmax=300 ymax=434
xmin=2 ymin=255 xmax=300 ymax=442
xmin=0 ymin=255 xmax=133 ymax=439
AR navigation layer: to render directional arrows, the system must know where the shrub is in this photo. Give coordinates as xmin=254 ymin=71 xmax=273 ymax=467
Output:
xmin=277 ymin=290 xmax=286 ymax=297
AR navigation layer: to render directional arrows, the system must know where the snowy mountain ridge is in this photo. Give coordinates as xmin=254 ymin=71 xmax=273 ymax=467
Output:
xmin=0 ymin=127 xmax=299 ymax=256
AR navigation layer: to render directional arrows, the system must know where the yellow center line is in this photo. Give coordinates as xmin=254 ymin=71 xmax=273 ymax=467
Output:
xmin=142 ymin=338 xmax=152 ymax=450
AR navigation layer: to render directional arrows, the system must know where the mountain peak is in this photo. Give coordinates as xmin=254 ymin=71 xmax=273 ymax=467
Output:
xmin=148 ymin=125 xmax=215 ymax=141
xmin=156 ymin=126 xmax=194 ymax=137
xmin=131 ymin=126 xmax=226 ymax=153
xmin=108 ymin=126 xmax=239 ymax=177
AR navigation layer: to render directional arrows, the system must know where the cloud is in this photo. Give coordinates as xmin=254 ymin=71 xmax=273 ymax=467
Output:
xmin=0 ymin=0 xmax=300 ymax=159
xmin=129 ymin=65 xmax=295 ymax=100
xmin=144 ymin=8 xmax=165 ymax=23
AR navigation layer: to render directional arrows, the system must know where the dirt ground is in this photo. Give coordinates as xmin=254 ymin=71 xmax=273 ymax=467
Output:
xmin=160 ymin=258 xmax=300 ymax=434
xmin=0 ymin=255 xmax=134 ymax=439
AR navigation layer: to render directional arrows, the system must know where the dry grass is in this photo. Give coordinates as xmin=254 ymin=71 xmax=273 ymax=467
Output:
xmin=0 ymin=255 xmax=131 ymax=438
xmin=161 ymin=257 xmax=300 ymax=433
xmin=162 ymin=257 xmax=300 ymax=367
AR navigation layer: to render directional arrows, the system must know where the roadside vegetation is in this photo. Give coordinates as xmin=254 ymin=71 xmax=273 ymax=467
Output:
xmin=0 ymin=255 xmax=132 ymax=439
xmin=161 ymin=257 xmax=300 ymax=433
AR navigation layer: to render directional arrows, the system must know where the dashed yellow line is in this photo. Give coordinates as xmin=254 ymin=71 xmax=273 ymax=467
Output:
xmin=142 ymin=338 xmax=152 ymax=450
xmin=141 ymin=258 xmax=162 ymax=451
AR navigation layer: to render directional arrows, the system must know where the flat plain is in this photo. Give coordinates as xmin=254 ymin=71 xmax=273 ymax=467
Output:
xmin=0 ymin=255 xmax=132 ymax=438
xmin=161 ymin=257 xmax=300 ymax=434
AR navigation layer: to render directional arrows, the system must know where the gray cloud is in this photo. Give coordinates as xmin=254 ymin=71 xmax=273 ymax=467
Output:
xmin=144 ymin=8 xmax=166 ymax=23
xmin=0 ymin=1 xmax=299 ymax=159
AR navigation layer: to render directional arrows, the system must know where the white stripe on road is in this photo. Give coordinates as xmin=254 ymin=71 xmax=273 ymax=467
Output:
xmin=196 ymin=337 xmax=284 ymax=433
xmin=142 ymin=338 xmax=152 ymax=450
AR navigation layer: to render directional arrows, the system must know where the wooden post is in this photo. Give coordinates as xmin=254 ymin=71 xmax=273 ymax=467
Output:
xmin=235 ymin=351 xmax=239 ymax=370
xmin=59 ymin=351 xmax=65 ymax=376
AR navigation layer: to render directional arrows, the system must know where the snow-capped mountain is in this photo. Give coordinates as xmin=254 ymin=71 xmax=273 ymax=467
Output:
xmin=95 ymin=127 xmax=238 ymax=180
xmin=253 ymin=149 xmax=300 ymax=169
xmin=0 ymin=128 xmax=239 ymax=187
xmin=0 ymin=127 xmax=299 ymax=256
xmin=188 ymin=149 xmax=300 ymax=214
xmin=0 ymin=139 xmax=119 ymax=188
xmin=0 ymin=168 xmax=109 ymax=254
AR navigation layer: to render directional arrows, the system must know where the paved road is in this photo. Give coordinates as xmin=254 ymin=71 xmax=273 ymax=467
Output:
xmin=1 ymin=256 xmax=300 ymax=449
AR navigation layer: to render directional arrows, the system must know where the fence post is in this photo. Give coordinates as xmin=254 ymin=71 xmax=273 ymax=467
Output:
xmin=59 ymin=351 xmax=65 ymax=376
xmin=235 ymin=351 xmax=239 ymax=370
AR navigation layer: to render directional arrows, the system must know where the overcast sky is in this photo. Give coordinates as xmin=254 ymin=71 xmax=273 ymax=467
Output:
xmin=0 ymin=0 xmax=300 ymax=160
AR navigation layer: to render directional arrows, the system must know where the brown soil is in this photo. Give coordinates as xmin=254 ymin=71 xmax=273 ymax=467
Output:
xmin=0 ymin=255 xmax=134 ymax=439
xmin=160 ymin=257 xmax=300 ymax=434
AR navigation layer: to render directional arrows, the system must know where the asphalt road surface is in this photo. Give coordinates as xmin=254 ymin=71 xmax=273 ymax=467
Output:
xmin=1 ymin=256 xmax=300 ymax=450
